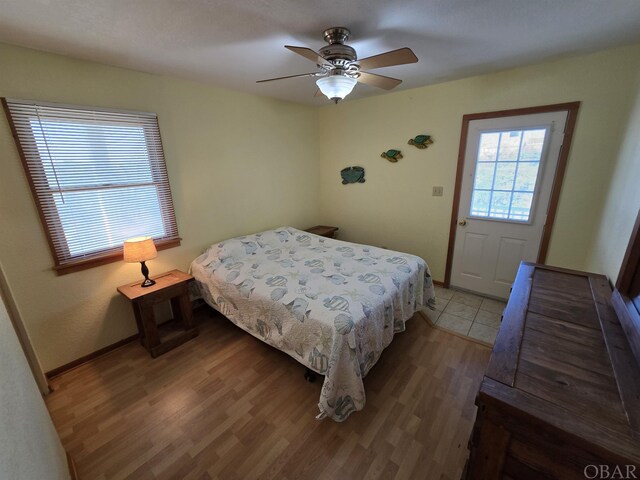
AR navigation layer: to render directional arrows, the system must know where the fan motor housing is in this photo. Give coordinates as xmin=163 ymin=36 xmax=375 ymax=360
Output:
xmin=320 ymin=27 xmax=357 ymax=64
xmin=320 ymin=44 xmax=357 ymax=63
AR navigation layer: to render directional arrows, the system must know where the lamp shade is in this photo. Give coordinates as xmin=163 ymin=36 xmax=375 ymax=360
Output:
xmin=316 ymin=75 xmax=357 ymax=102
xmin=123 ymin=236 xmax=157 ymax=263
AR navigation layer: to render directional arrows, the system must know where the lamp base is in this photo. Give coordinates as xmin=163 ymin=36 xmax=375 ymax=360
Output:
xmin=140 ymin=261 xmax=156 ymax=288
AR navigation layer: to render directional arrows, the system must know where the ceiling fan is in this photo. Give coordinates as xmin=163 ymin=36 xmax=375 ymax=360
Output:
xmin=257 ymin=27 xmax=418 ymax=103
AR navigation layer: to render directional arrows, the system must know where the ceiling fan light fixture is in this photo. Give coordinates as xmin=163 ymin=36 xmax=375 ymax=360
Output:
xmin=316 ymin=75 xmax=357 ymax=103
xmin=258 ymin=27 xmax=417 ymax=102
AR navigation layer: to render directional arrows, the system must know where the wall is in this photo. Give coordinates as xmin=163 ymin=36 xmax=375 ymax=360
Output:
xmin=587 ymin=78 xmax=640 ymax=282
xmin=0 ymin=43 xmax=319 ymax=371
xmin=0 ymin=253 xmax=49 ymax=394
xmin=317 ymin=44 xmax=640 ymax=282
xmin=0 ymin=262 xmax=69 ymax=480
xmin=2 ymin=42 xmax=639 ymax=373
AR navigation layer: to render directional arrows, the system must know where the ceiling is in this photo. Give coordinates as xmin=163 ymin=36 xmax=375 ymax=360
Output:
xmin=1 ymin=0 xmax=640 ymax=105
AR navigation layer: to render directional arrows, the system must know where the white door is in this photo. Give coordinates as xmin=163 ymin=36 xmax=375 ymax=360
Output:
xmin=450 ymin=111 xmax=567 ymax=299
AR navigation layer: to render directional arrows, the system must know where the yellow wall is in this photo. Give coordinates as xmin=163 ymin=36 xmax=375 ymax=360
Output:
xmin=2 ymin=41 xmax=640 ymax=371
xmin=587 ymin=77 xmax=640 ymax=281
xmin=0 ymin=43 xmax=319 ymax=371
xmin=0 ymin=261 xmax=69 ymax=480
xmin=317 ymin=44 xmax=640 ymax=282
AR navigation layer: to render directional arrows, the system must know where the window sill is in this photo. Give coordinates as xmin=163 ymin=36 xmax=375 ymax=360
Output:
xmin=53 ymin=238 xmax=181 ymax=275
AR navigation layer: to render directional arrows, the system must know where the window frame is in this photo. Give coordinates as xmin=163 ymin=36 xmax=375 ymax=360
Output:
xmin=2 ymin=98 xmax=181 ymax=275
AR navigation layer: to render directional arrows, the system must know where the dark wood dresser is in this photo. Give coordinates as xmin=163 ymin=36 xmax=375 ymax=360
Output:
xmin=467 ymin=262 xmax=640 ymax=479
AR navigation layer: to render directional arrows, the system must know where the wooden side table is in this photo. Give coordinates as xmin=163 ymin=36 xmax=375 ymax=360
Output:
xmin=305 ymin=225 xmax=339 ymax=238
xmin=117 ymin=269 xmax=198 ymax=358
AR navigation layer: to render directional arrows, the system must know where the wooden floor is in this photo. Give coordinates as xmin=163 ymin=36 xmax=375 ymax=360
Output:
xmin=46 ymin=308 xmax=491 ymax=480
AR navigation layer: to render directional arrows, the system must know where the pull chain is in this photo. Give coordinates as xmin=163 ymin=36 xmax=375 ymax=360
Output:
xmin=35 ymin=106 xmax=65 ymax=204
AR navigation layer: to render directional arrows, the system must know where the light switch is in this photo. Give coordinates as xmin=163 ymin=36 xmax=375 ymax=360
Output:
xmin=432 ymin=186 xmax=444 ymax=196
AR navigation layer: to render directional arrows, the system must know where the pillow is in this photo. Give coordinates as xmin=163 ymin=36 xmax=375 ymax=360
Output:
xmin=254 ymin=227 xmax=294 ymax=248
xmin=216 ymin=238 xmax=249 ymax=260
xmin=213 ymin=227 xmax=296 ymax=261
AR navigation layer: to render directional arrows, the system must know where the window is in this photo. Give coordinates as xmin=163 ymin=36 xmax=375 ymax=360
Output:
xmin=470 ymin=128 xmax=547 ymax=222
xmin=3 ymin=98 xmax=180 ymax=274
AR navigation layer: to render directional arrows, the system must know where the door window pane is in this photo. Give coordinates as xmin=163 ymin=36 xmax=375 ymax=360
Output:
xmin=511 ymin=192 xmax=534 ymax=220
xmin=514 ymin=162 xmax=540 ymax=192
xmin=469 ymin=128 xmax=547 ymax=222
xmin=490 ymin=191 xmax=512 ymax=218
xmin=497 ymin=131 xmax=522 ymax=161
xmin=520 ymin=130 xmax=545 ymax=161
xmin=478 ymin=132 xmax=500 ymax=161
xmin=474 ymin=162 xmax=495 ymax=190
xmin=470 ymin=190 xmax=491 ymax=216
xmin=494 ymin=163 xmax=517 ymax=190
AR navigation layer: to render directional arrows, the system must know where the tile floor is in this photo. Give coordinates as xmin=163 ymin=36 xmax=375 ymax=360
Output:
xmin=423 ymin=285 xmax=507 ymax=345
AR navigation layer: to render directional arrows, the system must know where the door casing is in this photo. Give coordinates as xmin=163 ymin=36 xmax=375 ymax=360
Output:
xmin=444 ymin=102 xmax=580 ymax=287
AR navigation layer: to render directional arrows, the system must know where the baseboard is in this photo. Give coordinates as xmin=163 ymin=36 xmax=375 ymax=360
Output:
xmin=66 ymin=451 xmax=78 ymax=480
xmin=44 ymin=311 xmax=205 ymax=380
xmin=433 ymin=279 xmax=445 ymax=287
xmin=45 ymin=333 xmax=138 ymax=380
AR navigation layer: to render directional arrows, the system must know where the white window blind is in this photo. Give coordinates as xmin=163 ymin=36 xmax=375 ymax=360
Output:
xmin=3 ymin=98 xmax=180 ymax=273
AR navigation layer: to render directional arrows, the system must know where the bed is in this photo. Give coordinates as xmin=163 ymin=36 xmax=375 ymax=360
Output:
xmin=190 ymin=227 xmax=436 ymax=421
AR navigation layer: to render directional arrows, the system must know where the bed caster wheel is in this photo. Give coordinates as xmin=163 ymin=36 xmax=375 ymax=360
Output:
xmin=304 ymin=368 xmax=317 ymax=383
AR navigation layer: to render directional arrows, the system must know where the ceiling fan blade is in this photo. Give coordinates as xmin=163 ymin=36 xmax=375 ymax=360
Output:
xmin=285 ymin=45 xmax=332 ymax=67
xmin=356 ymin=71 xmax=402 ymax=90
xmin=256 ymin=72 xmax=318 ymax=83
xmin=357 ymin=47 xmax=418 ymax=70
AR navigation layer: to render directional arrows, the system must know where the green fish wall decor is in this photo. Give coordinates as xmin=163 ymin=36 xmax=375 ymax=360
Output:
xmin=408 ymin=135 xmax=434 ymax=149
xmin=381 ymin=149 xmax=403 ymax=163
xmin=340 ymin=166 xmax=366 ymax=184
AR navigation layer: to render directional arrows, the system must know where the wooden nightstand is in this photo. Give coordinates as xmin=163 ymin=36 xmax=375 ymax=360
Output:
xmin=117 ymin=269 xmax=198 ymax=358
xmin=305 ymin=225 xmax=339 ymax=238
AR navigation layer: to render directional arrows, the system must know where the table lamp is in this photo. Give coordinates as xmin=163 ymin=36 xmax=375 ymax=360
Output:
xmin=123 ymin=236 xmax=158 ymax=287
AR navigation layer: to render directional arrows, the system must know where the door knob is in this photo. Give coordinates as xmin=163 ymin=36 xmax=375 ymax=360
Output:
xmin=458 ymin=219 xmax=467 ymax=226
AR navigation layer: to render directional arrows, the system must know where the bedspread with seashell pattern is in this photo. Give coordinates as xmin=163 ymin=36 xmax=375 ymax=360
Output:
xmin=190 ymin=227 xmax=435 ymax=421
